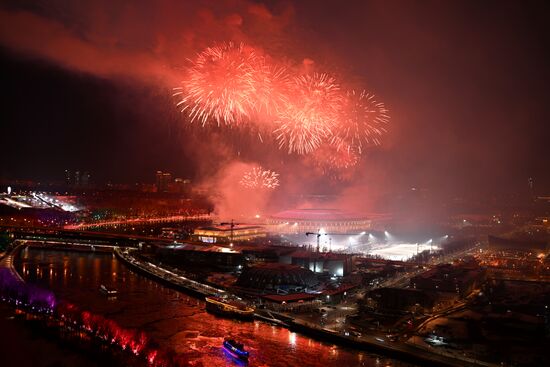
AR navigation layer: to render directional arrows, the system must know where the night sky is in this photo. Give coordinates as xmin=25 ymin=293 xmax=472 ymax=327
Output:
xmin=1 ymin=0 xmax=549 ymax=198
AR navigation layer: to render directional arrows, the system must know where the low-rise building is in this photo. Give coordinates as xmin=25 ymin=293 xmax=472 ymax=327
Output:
xmin=411 ymin=263 xmax=485 ymax=297
xmin=155 ymin=242 xmax=245 ymax=270
xmin=279 ymin=250 xmax=354 ymax=276
xmin=368 ymin=287 xmax=435 ymax=312
xmin=193 ymin=224 xmax=266 ymax=243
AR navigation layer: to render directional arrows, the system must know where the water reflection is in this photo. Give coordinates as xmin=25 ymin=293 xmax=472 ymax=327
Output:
xmin=289 ymin=331 xmax=297 ymax=348
xmin=15 ymin=249 xmax=414 ymax=367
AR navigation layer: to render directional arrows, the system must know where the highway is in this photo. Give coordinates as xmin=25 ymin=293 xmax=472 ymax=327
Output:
xmin=63 ymin=213 xmax=211 ymax=230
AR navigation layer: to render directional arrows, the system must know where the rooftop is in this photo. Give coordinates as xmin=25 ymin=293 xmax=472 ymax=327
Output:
xmin=196 ymin=224 xmax=264 ymax=232
xmin=289 ymin=249 xmax=352 ymax=260
xmin=270 ymin=208 xmax=369 ymax=221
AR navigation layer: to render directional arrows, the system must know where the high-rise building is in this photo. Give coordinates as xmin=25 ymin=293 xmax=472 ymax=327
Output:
xmin=155 ymin=171 xmax=163 ymax=192
xmin=74 ymin=170 xmax=81 ymax=186
xmin=64 ymin=170 xmax=91 ymax=187
xmin=82 ymin=171 xmax=91 ymax=187
xmin=65 ymin=169 xmax=72 ymax=186
xmin=155 ymin=171 xmax=172 ymax=193
xmin=173 ymin=178 xmax=191 ymax=194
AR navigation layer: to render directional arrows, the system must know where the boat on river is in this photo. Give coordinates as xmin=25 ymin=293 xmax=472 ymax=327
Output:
xmin=223 ymin=338 xmax=249 ymax=361
xmin=205 ymin=296 xmax=254 ymax=320
xmin=99 ymin=285 xmax=118 ymax=296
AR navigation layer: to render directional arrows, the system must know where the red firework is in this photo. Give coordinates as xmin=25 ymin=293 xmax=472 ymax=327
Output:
xmin=174 ymin=42 xmax=261 ymax=126
xmin=331 ymin=90 xmax=389 ymax=154
xmin=306 ymin=143 xmax=360 ymax=181
xmin=240 ymin=166 xmax=280 ymax=189
xmin=274 ymin=73 xmax=342 ymax=154
xmin=313 ymin=143 xmax=360 ymax=170
xmin=249 ymin=62 xmax=292 ymax=117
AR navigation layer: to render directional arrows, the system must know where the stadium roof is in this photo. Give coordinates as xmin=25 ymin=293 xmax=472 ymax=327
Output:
xmin=197 ymin=224 xmax=264 ymax=232
xmin=270 ymin=208 xmax=368 ymax=221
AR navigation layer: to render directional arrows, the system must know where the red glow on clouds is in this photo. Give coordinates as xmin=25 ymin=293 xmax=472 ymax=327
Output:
xmin=0 ymin=1 xmax=295 ymax=86
xmin=0 ymin=0 xmax=395 ymax=218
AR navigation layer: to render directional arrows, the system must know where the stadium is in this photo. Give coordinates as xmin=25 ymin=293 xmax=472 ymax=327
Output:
xmin=266 ymin=208 xmax=380 ymax=234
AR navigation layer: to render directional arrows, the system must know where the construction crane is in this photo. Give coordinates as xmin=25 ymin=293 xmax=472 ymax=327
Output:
xmin=306 ymin=230 xmax=370 ymax=253
xmin=305 ymin=230 xmax=367 ymax=273
xmin=305 ymin=231 xmax=327 ymax=273
xmin=305 ymin=231 xmax=327 ymax=253
xmin=220 ymin=219 xmax=240 ymax=244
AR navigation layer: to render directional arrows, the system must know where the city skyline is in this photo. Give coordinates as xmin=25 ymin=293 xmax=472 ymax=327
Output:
xmin=1 ymin=1 xmax=549 ymax=200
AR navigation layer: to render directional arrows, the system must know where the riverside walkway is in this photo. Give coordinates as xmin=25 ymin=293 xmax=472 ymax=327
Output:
xmin=114 ymin=247 xmax=225 ymax=298
xmin=0 ymin=241 xmax=26 ymax=283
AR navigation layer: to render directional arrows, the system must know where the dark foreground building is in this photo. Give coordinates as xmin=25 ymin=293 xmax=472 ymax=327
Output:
xmin=236 ymin=263 xmax=318 ymax=292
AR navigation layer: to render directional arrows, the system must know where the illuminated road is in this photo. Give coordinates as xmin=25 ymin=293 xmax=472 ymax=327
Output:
xmin=64 ymin=213 xmax=211 ymax=230
xmin=14 ymin=248 xmax=414 ymax=367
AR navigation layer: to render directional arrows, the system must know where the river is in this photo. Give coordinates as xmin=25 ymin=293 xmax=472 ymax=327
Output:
xmin=14 ymin=248 xmax=414 ymax=367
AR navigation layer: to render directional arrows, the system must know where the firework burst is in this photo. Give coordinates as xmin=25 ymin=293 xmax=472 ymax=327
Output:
xmin=331 ymin=90 xmax=389 ymax=153
xmin=313 ymin=143 xmax=360 ymax=170
xmin=274 ymin=73 xmax=342 ymax=154
xmin=240 ymin=166 xmax=280 ymax=189
xmin=304 ymin=143 xmax=359 ymax=181
xmin=174 ymin=42 xmax=261 ymax=126
xmin=249 ymin=63 xmax=291 ymax=117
